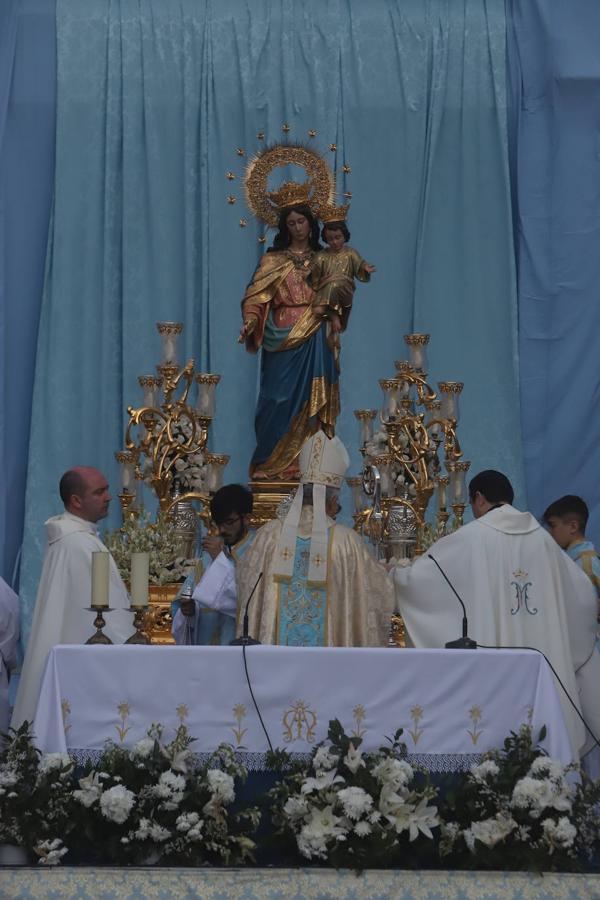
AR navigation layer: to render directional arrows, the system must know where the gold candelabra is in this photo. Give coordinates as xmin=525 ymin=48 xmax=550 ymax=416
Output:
xmin=349 ymin=333 xmax=470 ymax=559
xmin=115 ymin=323 xmax=229 ymax=522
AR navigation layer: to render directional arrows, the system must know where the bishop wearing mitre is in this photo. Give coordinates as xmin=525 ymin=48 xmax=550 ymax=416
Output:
xmin=236 ymin=432 xmax=394 ymax=646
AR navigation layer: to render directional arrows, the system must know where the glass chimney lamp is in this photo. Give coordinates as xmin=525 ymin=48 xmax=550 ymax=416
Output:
xmin=195 ymin=373 xmax=220 ymax=418
xmin=346 ymin=476 xmax=366 ymax=516
xmin=446 ymin=460 xmax=470 ymax=505
xmin=354 ymin=409 xmax=377 ymax=447
xmin=379 ymin=379 xmax=400 ymax=422
xmin=404 ymin=333 xmax=430 ymax=374
xmin=156 ymin=322 xmax=183 ymax=366
xmin=436 ymin=475 xmax=449 ymax=510
xmin=425 ymin=399 xmax=443 ymax=440
xmin=205 ymin=453 xmax=229 ymax=493
xmin=115 ymin=450 xmax=136 ymax=493
xmin=372 ymin=453 xmax=393 ymax=495
xmin=438 ymin=382 xmax=464 ymax=422
xmin=138 ymin=375 xmax=162 ymax=409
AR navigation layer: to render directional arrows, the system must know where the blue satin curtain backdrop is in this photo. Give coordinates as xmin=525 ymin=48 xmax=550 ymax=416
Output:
xmin=507 ymin=0 xmax=600 ymax=538
xmin=13 ymin=0 xmax=523 ymax=641
xmin=0 ymin=0 xmax=56 ymax=589
xmin=2 ymin=0 xmax=597 ymax=646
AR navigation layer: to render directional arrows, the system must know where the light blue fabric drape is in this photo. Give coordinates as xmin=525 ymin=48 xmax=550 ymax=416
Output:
xmin=19 ymin=0 xmax=523 ymax=642
xmin=0 ymin=0 xmax=56 ymax=588
xmin=507 ymin=0 xmax=600 ymax=549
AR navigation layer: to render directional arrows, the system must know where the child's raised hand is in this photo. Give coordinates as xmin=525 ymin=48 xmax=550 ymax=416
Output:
xmin=364 ymin=263 xmax=376 ymax=274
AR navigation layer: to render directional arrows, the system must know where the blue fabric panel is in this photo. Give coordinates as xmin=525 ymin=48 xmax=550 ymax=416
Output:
xmin=507 ymin=0 xmax=600 ymax=549
xmin=17 ymin=0 xmax=522 ymax=644
xmin=0 ymin=0 xmax=56 ymax=587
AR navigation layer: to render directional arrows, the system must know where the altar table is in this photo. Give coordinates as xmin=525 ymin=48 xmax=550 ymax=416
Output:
xmin=32 ymin=645 xmax=573 ymax=769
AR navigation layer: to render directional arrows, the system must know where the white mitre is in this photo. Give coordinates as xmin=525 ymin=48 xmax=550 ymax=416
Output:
xmin=274 ymin=432 xmax=350 ymax=586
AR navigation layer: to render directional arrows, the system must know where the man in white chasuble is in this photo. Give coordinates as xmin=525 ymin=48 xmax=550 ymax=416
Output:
xmin=12 ymin=467 xmax=131 ymax=728
xmin=237 ymin=432 xmax=394 ymax=647
xmin=393 ymin=470 xmax=600 ymax=761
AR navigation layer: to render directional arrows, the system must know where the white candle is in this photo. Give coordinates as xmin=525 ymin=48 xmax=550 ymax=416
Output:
xmin=130 ymin=552 xmax=149 ymax=607
xmin=91 ymin=552 xmax=109 ymax=608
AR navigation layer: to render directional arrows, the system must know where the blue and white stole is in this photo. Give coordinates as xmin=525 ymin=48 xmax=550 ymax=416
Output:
xmin=277 ymin=536 xmax=327 ymax=646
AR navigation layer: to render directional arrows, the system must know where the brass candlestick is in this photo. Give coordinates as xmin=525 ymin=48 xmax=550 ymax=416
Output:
xmin=125 ymin=606 xmax=151 ymax=644
xmin=85 ymin=607 xmax=113 ymax=645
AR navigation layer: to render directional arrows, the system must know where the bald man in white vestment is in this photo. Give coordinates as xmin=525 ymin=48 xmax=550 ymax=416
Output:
xmin=0 ymin=577 xmax=20 ymax=734
xmin=393 ymin=470 xmax=600 ymax=760
xmin=12 ymin=467 xmax=131 ymax=728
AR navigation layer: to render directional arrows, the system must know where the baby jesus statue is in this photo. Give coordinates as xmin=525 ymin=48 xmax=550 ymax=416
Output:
xmin=309 ymin=209 xmax=376 ymax=347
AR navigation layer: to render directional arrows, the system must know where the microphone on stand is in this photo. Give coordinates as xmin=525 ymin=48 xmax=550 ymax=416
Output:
xmin=428 ymin=554 xmax=477 ymax=649
xmin=229 ymin=572 xmax=263 ymax=646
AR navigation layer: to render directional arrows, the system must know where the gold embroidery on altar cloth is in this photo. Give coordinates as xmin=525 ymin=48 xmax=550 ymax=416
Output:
xmin=231 ymin=704 xmax=248 ymax=747
xmin=61 ymin=699 xmax=72 ymax=736
xmin=408 ymin=705 xmax=425 ymax=745
xmin=176 ymin=704 xmax=189 ymax=724
xmin=115 ymin=702 xmax=132 ymax=742
xmin=467 ymin=705 xmax=484 ymax=745
xmin=282 ymin=699 xmax=318 ymax=743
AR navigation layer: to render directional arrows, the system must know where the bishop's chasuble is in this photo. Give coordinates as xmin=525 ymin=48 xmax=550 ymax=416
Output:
xmin=236 ymin=507 xmax=394 ymax=647
xmin=393 ymin=505 xmax=600 ymax=758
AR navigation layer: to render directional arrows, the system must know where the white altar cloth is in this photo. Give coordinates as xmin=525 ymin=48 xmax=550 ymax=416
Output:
xmin=32 ymin=646 xmax=573 ymax=768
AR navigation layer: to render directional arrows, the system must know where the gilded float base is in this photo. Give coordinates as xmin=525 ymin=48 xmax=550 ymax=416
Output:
xmin=142 ymin=584 xmax=180 ymax=644
xmin=248 ymin=480 xmax=299 ymax=529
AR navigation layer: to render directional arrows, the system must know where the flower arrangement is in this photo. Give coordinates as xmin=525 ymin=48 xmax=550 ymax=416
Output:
xmin=439 ymin=725 xmax=600 ymax=871
xmin=267 ymin=719 xmax=439 ymax=868
xmin=104 ymin=511 xmax=194 ymax=585
xmin=69 ymin=724 xmax=259 ymax=866
xmin=0 ymin=722 xmax=74 ymax=863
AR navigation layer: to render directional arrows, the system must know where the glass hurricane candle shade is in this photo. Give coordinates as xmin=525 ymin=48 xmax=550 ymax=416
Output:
xmin=354 ymin=410 xmax=377 ymax=447
xmin=195 ymin=375 xmax=220 ymax=417
xmin=115 ymin=451 xmax=136 ymax=492
xmin=446 ymin=463 xmax=469 ymax=505
xmin=156 ymin=322 xmax=183 ymax=365
xmin=346 ymin=476 xmax=366 ymax=516
xmin=379 ymin=380 xmax=400 ymax=421
xmin=205 ymin=454 xmax=228 ymax=493
xmin=407 ymin=343 xmax=428 ymax=373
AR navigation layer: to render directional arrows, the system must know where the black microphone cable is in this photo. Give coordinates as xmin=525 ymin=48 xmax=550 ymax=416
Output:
xmin=478 ymin=642 xmax=600 ymax=754
xmin=241 ymin=641 xmax=274 ymax=753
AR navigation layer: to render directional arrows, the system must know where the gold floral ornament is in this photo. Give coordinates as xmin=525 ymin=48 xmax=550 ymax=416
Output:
xmin=176 ymin=704 xmax=189 ymax=723
xmin=116 ymin=702 xmax=132 ymax=742
xmin=282 ymin=122 xmax=291 ymax=133
xmin=408 ymin=705 xmax=425 ymax=745
xmin=308 ymin=129 xmax=317 ymax=138
xmin=227 ymin=195 xmax=236 ymax=205
xmin=351 ymin=704 xmax=366 ymax=739
xmin=231 ymin=704 xmax=248 ymax=746
xmin=467 ymin=705 xmax=484 ymax=746
xmin=243 ymin=142 xmax=335 ymax=228
xmin=226 ymin=171 xmax=236 ymax=181
xmin=342 ymin=163 xmax=351 ymax=174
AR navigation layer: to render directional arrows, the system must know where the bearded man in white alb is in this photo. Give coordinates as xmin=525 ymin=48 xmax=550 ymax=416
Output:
xmin=12 ymin=467 xmax=131 ymax=728
xmin=393 ymin=469 xmax=600 ymax=760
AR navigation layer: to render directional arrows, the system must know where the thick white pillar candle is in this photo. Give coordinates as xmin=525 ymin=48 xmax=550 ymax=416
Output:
xmin=130 ymin=552 xmax=149 ymax=607
xmin=91 ymin=552 xmax=110 ymax=608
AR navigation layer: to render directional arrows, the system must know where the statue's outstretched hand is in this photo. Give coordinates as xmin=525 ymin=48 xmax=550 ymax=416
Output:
xmin=238 ymin=319 xmax=256 ymax=343
xmin=364 ymin=262 xmax=376 ymax=274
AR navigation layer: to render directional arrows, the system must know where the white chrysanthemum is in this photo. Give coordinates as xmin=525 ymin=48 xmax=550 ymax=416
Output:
xmin=150 ymin=823 xmax=170 ymax=842
xmin=99 ymin=784 xmax=135 ymax=824
xmin=283 ymin=795 xmax=309 ymax=821
xmin=529 ymin=757 xmax=567 ymax=782
xmin=38 ymin=753 xmax=72 ymax=775
xmin=175 ymin=811 xmax=201 ymax=833
xmin=470 ymin=759 xmax=500 ymax=782
xmin=206 ymin=769 xmax=235 ymax=803
xmin=511 ymin=776 xmax=572 ymax=817
xmin=470 ymin=813 xmax=516 ymax=848
xmin=343 ymin=744 xmax=365 ymax=775
xmin=372 ymin=757 xmax=414 ymax=790
xmin=337 ymin=786 xmax=374 ymax=821
xmin=542 ymin=816 xmax=577 ymax=852
xmin=313 ymin=746 xmax=339 ymax=773
xmin=132 ymin=738 xmax=155 ymax=759
xmin=354 ymin=820 xmax=372 ymax=837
